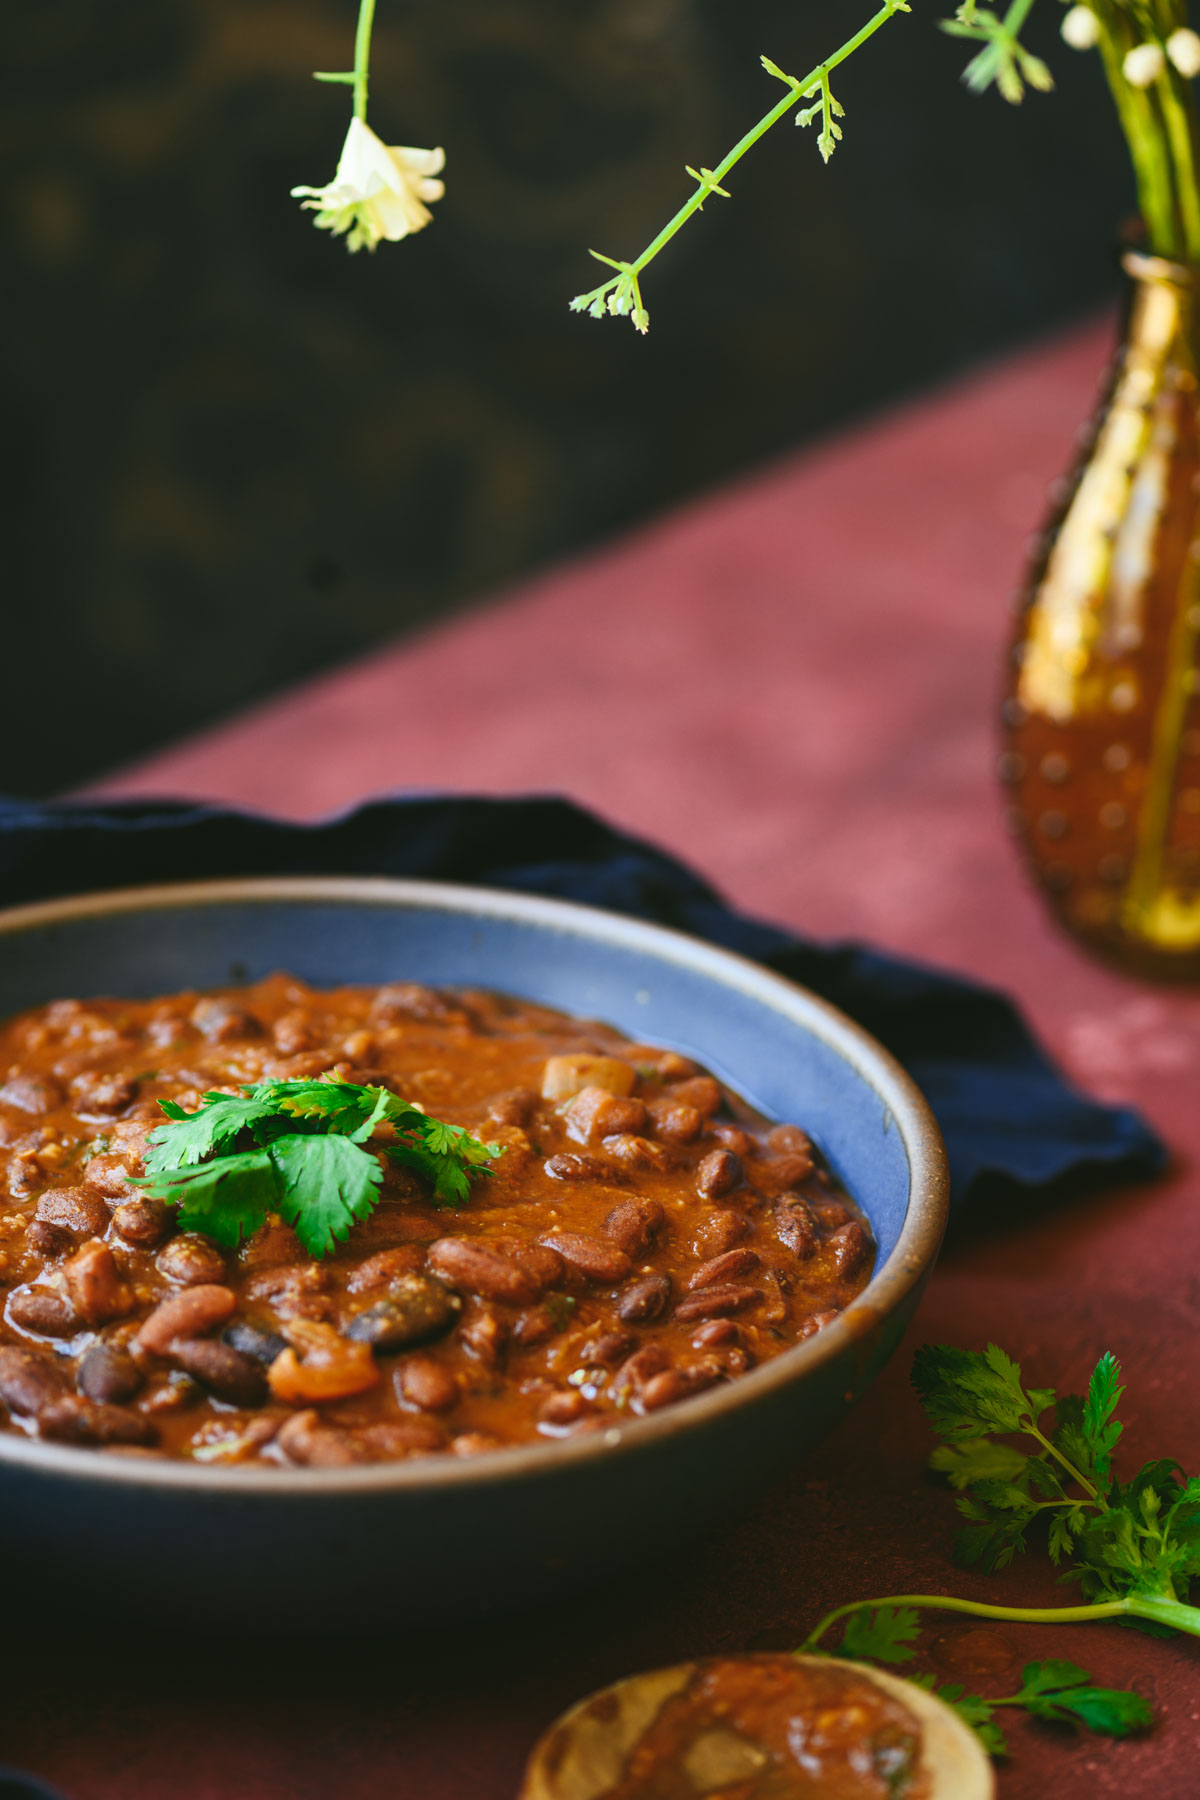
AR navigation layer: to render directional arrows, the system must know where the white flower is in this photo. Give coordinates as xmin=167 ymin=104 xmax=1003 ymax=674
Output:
xmin=1123 ymin=41 xmax=1166 ymax=86
xmin=1061 ymin=6 xmax=1100 ymax=50
xmin=291 ymin=116 xmax=445 ymax=252
xmin=1167 ymin=26 xmax=1200 ymax=76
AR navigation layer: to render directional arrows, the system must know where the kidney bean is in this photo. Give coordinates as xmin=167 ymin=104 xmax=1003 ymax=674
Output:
xmin=26 ymin=1221 xmax=73 ymax=1259
xmin=828 ymin=1220 xmax=871 ymax=1278
xmin=645 ymin=1098 xmax=703 ymax=1143
xmin=138 ymin=1284 xmax=237 ymax=1355
xmin=40 ymin=1396 xmax=158 ymax=1447
xmin=616 ymin=1273 xmax=671 ymax=1323
xmin=451 ymin=1431 xmax=505 ymax=1457
xmin=486 ymin=1087 xmax=538 ymax=1127
xmin=344 ymin=1274 xmax=460 ymax=1351
xmin=539 ymin=1232 xmax=632 ymax=1284
xmin=63 ymin=1241 xmax=134 ymax=1325
xmin=77 ymin=1343 xmax=142 ymax=1404
xmin=600 ymin=1135 xmax=669 ymax=1172
xmin=397 ymin=1354 xmax=459 ymax=1412
xmin=797 ymin=1308 xmax=841 ymax=1341
xmin=580 ymin=1329 xmax=636 ymax=1365
xmin=767 ymin=1123 xmax=813 ymax=1155
xmin=814 ymin=1199 xmax=854 ymax=1230
xmin=426 ymin=1237 xmax=540 ymax=1306
xmin=709 ymin=1124 xmax=754 ymax=1157
xmin=276 ymin=1409 xmax=359 ymax=1467
xmin=543 ymin=1152 xmax=627 ymax=1185
xmin=511 ymin=1305 xmax=556 ymax=1347
xmin=191 ymin=999 xmax=260 ymax=1042
xmin=223 ymin=1321 xmax=288 ymax=1364
xmin=358 ymin=1418 xmax=446 ymax=1458
xmin=753 ymin=1153 xmax=817 ymax=1196
xmin=0 ymin=1345 xmax=70 ymax=1416
xmin=272 ymin=1010 xmax=314 ymax=1055
xmin=244 ymin=1261 xmax=332 ymax=1322
xmin=83 ymin=1153 xmax=135 ymax=1199
xmin=6 ymin=1287 xmax=78 ymax=1338
xmin=0 ymin=1076 xmax=64 ymax=1115
xmin=673 ymin=1283 xmax=762 ymax=1322
xmin=602 ymin=1198 xmax=665 ymax=1256
xmin=156 ymin=1234 xmax=227 ymax=1287
xmin=457 ymin=1299 xmax=508 ymax=1366
xmin=111 ymin=1196 xmax=171 ymax=1248
xmin=168 ymin=1338 xmax=268 ymax=1406
xmin=369 ymin=982 xmax=467 ymax=1025
xmin=669 ymin=1076 xmax=722 ymax=1116
xmin=565 ymin=1087 xmax=647 ymax=1144
xmin=654 ymin=1052 xmax=699 ymax=1081
xmin=538 ymin=1389 xmax=590 ymax=1429
xmin=36 ymin=1187 xmax=109 ymax=1237
xmin=688 ymin=1247 xmax=761 ymax=1289
xmin=696 ymin=1149 xmax=742 ymax=1199
xmin=541 ymin=1054 xmax=636 ymax=1102
xmin=345 ymin=1248 xmax=424 ymax=1293
xmin=690 ymin=1318 xmax=742 ymax=1349
xmin=491 ymin=1239 xmax=566 ymax=1289
xmin=611 ymin=1344 xmax=670 ymax=1398
xmin=691 ymin=1209 xmax=750 ymax=1258
xmin=70 ymin=1073 xmax=138 ymax=1119
xmin=774 ymin=1196 xmax=818 ymax=1259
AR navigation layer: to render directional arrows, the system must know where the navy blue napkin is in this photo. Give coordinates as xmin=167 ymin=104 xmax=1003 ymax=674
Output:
xmin=0 ymin=792 xmax=1166 ymax=1207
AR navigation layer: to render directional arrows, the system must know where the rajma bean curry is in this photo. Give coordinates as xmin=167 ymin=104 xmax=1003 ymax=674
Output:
xmin=0 ymin=976 xmax=874 ymax=1467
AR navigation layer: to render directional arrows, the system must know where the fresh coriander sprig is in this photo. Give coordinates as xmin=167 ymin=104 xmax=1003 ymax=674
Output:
xmin=130 ymin=1078 xmax=502 ymax=1258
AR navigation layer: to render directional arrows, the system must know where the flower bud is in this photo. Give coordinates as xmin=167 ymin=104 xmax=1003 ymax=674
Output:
xmin=1123 ymin=41 xmax=1166 ymax=86
xmin=1167 ymin=27 xmax=1200 ymax=77
xmin=1061 ymin=6 xmax=1100 ymax=50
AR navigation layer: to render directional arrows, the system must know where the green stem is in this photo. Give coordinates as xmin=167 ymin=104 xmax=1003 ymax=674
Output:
xmin=1026 ymin=1424 xmax=1104 ymax=1506
xmin=801 ymin=1590 xmax=1200 ymax=1653
xmin=353 ymin=0 xmax=377 ymax=121
xmin=1093 ymin=4 xmax=1182 ymax=256
xmin=1157 ymin=68 xmax=1200 ymax=260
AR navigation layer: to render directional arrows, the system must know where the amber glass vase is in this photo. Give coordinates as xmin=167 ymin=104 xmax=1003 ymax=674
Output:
xmin=1003 ymin=249 xmax=1200 ymax=978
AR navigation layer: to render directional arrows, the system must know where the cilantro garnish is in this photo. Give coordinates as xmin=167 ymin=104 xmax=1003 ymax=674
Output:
xmin=798 ymin=1342 xmax=1196 ymax=1762
xmin=131 ymin=1078 xmax=502 ymax=1258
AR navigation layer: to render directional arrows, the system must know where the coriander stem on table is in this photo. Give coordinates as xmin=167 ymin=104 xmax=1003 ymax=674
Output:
xmin=799 ymin=1590 xmax=1200 ymax=1654
xmin=1024 ymin=1421 xmax=1104 ymax=1505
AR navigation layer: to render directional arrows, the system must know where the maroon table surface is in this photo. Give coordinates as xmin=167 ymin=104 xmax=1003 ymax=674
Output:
xmin=11 ymin=315 xmax=1200 ymax=1798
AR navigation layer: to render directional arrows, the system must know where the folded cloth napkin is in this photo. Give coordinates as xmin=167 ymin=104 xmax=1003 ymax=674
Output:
xmin=0 ymin=792 xmax=1166 ymax=1207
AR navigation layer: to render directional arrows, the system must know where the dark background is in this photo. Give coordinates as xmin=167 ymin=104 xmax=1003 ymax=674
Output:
xmin=3 ymin=0 xmax=1132 ymax=797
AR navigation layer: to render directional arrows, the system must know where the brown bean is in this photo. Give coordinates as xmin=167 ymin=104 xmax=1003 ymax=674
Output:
xmin=645 ymin=1099 xmax=703 ymax=1143
xmin=539 ymin=1232 xmax=632 ymax=1284
xmin=78 ymin=1344 xmax=143 ymax=1404
xmin=223 ymin=1321 xmax=288 ymax=1364
xmin=63 ymin=1241 xmax=134 ymax=1325
xmin=538 ymin=1389 xmax=590 ymax=1428
xmin=451 ymin=1431 xmax=504 ymax=1457
xmin=70 ymin=1072 xmax=138 ymax=1118
xmin=828 ymin=1220 xmax=871 ymax=1278
xmin=36 ymin=1187 xmax=109 ymax=1237
xmin=491 ymin=1239 xmax=566 ymax=1290
xmin=83 ymin=1153 xmax=136 ymax=1199
xmin=191 ymin=999 xmax=260 ymax=1042
xmin=767 ymin=1124 xmax=813 ymax=1156
xmin=669 ymin=1076 xmax=722 ymax=1116
xmin=673 ymin=1283 xmax=762 ymax=1322
xmin=40 ymin=1397 xmax=157 ymax=1447
xmin=26 ymin=1221 xmax=73 ymax=1258
xmin=639 ymin=1370 xmax=689 ymax=1412
xmin=600 ymin=1134 xmax=670 ymax=1171
xmin=5 ymin=1287 xmax=78 ymax=1339
xmin=602 ymin=1198 xmax=665 ymax=1256
xmin=276 ymin=1409 xmax=358 ymax=1467
xmin=345 ymin=1247 xmax=425 ymax=1293
xmin=397 ymin=1354 xmax=459 ymax=1412
xmin=754 ymin=1151 xmax=817 ymax=1195
xmin=814 ymin=1199 xmax=854 ymax=1230
xmin=797 ymin=1308 xmax=840 ymax=1341
xmin=709 ymin=1124 xmax=754 ymax=1157
xmin=655 ymin=1052 xmax=700 ymax=1081
xmin=696 ymin=1148 xmax=742 ymax=1199
xmin=616 ymin=1273 xmax=671 ymax=1323
xmin=611 ymin=1344 xmax=670 ymax=1396
xmin=690 ymin=1318 xmax=742 ymax=1349
xmin=169 ymin=1338 xmax=268 ymax=1406
xmin=688 ymin=1247 xmax=761 ymax=1289
xmin=457 ymin=1299 xmax=508 ymax=1366
xmin=543 ymin=1152 xmax=627 ymax=1185
xmin=370 ymin=982 xmax=467 ymax=1025
xmin=774 ymin=1196 xmax=818 ymax=1259
xmin=272 ymin=1010 xmax=315 ymax=1055
xmin=0 ymin=1076 xmax=64 ymax=1115
xmin=565 ymin=1087 xmax=647 ymax=1144
xmin=511 ymin=1306 xmax=556 ymax=1347
xmin=691 ymin=1209 xmax=750 ymax=1258
xmin=111 ymin=1196 xmax=171 ymax=1248
xmin=579 ymin=1329 xmax=636 ymax=1366
xmin=426 ymin=1237 xmax=540 ymax=1306
xmin=344 ymin=1274 xmax=460 ymax=1350
xmin=156 ymin=1233 xmax=227 ymax=1286
xmin=138 ymin=1283 xmax=237 ymax=1355
xmin=357 ymin=1418 xmax=446 ymax=1458
xmin=486 ymin=1087 xmax=538 ymax=1128
xmin=0 ymin=1345 xmax=70 ymax=1416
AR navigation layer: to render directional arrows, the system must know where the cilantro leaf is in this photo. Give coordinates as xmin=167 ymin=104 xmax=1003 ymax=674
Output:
xmin=910 ymin=1674 xmax=1008 ymax=1756
xmin=1012 ymin=1661 xmax=1152 ymax=1735
xmin=143 ymin=1092 xmax=280 ymax=1174
xmin=1082 ymin=1354 xmax=1124 ymax=1483
xmin=138 ymin=1149 xmax=279 ymax=1248
xmin=912 ymin=1343 xmax=1054 ymax=1442
xmin=837 ymin=1605 xmax=921 ymax=1665
xmin=929 ymin=1438 xmax=1029 ymax=1490
xmin=269 ymin=1132 xmax=383 ymax=1258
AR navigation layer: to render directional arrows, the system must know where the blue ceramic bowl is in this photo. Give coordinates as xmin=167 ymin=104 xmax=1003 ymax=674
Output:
xmin=0 ymin=878 xmax=948 ymax=1627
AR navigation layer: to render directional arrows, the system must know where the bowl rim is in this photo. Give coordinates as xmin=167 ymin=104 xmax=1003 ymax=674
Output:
xmin=0 ymin=874 xmax=949 ymax=1496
